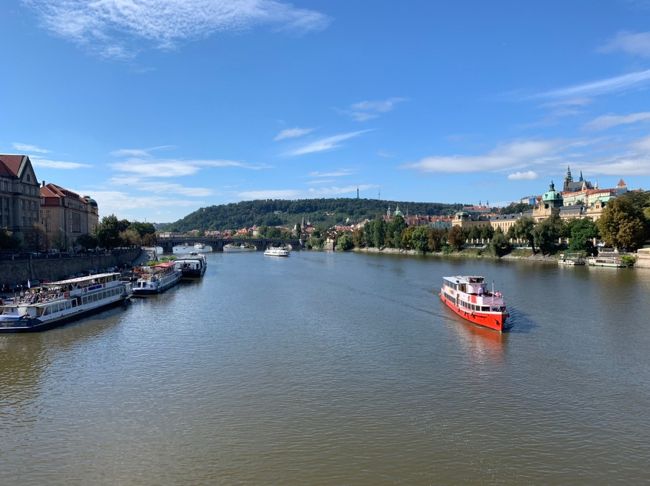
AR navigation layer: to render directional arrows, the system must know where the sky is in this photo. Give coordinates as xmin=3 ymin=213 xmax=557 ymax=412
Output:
xmin=2 ymin=0 xmax=650 ymax=223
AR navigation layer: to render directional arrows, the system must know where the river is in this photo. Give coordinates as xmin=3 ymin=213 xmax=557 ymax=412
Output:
xmin=1 ymin=251 xmax=650 ymax=484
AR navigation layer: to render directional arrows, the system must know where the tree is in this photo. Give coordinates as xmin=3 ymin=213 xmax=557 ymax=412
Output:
xmin=0 ymin=230 xmax=19 ymax=250
xmin=509 ymin=216 xmax=536 ymax=253
xmin=336 ymin=234 xmax=354 ymax=251
xmin=76 ymin=233 xmax=98 ymax=250
xmin=489 ymin=228 xmax=511 ymax=257
xmin=386 ymin=215 xmax=407 ymax=248
xmin=96 ymin=215 xmax=126 ymax=249
xmin=479 ymin=225 xmax=494 ymax=242
xmin=597 ymin=192 xmax=650 ymax=251
xmin=566 ymin=218 xmax=599 ymax=254
xmin=351 ymin=228 xmax=364 ymax=248
xmin=448 ymin=226 xmax=466 ymax=251
xmin=410 ymin=226 xmax=430 ymax=252
xmin=364 ymin=219 xmax=386 ymax=248
xmin=427 ymin=228 xmax=447 ymax=252
xmin=119 ymin=228 xmax=142 ymax=246
xmin=532 ymin=214 xmax=564 ymax=254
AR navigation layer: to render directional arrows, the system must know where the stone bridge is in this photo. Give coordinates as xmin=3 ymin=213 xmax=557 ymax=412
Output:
xmin=157 ymin=236 xmax=303 ymax=254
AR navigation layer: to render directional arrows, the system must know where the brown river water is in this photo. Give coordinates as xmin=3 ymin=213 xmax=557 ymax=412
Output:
xmin=1 ymin=251 xmax=650 ymax=484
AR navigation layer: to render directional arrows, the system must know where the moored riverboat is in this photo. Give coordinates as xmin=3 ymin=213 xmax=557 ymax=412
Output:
xmin=223 ymin=243 xmax=256 ymax=252
xmin=174 ymin=253 xmax=207 ymax=279
xmin=133 ymin=262 xmax=182 ymax=295
xmin=0 ymin=273 xmax=132 ymax=333
xmin=439 ymin=276 xmax=509 ymax=332
xmin=558 ymin=253 xmax=586 ymax=266
xmin=264 ymin=246 xmax=289 ymax=257
xmin=586 ymin=251 xmax=631 ymax=268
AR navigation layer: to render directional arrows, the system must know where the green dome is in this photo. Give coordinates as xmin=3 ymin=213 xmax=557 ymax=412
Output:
xmin=542 ymin=181 xmax=562 ymax=203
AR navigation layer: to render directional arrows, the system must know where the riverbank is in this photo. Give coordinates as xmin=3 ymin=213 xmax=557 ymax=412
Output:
xmin=0 ymin=248 xmax=144 ymax=288
xmin=353 ymin=246 xmax=558 ymax=263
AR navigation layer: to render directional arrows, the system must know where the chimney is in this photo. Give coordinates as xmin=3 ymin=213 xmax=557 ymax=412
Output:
xmin=42 ymin=180 xmax=45 ymax=187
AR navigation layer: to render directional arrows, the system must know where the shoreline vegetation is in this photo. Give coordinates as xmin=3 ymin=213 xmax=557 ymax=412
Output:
xmin=352 ymin=246 xmax=557 ymax=263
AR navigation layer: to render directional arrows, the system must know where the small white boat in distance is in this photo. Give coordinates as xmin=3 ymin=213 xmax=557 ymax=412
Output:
xmin=223 ymin=243 xmax=255 ymax=253
xmin=264 ymin=247 xmax=289 ymax=257
xmin=194 ymin=243 xmax=205 ymax=250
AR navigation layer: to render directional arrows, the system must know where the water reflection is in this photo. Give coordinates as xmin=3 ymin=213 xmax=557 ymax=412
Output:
xmin=442 ymin=310 xmax=508 ymax=365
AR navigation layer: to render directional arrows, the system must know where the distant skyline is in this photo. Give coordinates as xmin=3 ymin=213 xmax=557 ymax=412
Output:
xmin=2 ymin=0 xmax=650 ymax=222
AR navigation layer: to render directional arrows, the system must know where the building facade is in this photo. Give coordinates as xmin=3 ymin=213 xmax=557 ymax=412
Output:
xmin=40 ymin=183 xmax=98 ymax=250
xmin=0 ymin=155 xmax=41 ymax=243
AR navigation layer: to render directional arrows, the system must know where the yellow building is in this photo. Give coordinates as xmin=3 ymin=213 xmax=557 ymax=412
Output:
xmin=40 ymin=183 xmax=99 ymax=250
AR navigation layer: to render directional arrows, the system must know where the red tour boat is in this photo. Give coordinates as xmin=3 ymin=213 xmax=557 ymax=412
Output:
xmin=439 ymin=276 xmax=509 ymax=332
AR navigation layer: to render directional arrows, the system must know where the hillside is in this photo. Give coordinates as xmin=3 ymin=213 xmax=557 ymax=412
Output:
xmin=163 ymin=198 xmax=465 ymax=232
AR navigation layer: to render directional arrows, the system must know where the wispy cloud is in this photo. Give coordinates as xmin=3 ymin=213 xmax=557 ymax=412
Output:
xmin=111 ymin=157 xmax=258 ymax=177
xmin=12 ymin=142 xmax=50 ymax=154
xmin=583 ymin=112 xmax=650 ymax=130
xmin=577 ymin=135 xmax=650 ymax=176
xmin=24 ymin=0 xmax=331 ymax=59
xmin=286 ymin=130 xmax=371 ymax=156
xmin=110 ymin=145 xmax=175 ymax=157
xmin=274 ymin=127 xmax=314 ymax=141
xmin=238 ymin=184 xmax=375 ymax=200
xmin=30 ymin=157 xmax=92 ymax=170
xmin=110 ymin=177 xmax=213 ymax=197
xmin=403 ymin=140 xmax=563 ymax=173
xmin=508 ymin=170 xmax=539 ymax=180
xmin=599 ymin=31 xmax=650 ymax=58
xmin=533 ymin=69 xmax=650 ymax=99
xmin=344 ymin=97 xmax=406 ymax=122
xmin=73 ymin=189 xmax=200 ymax=220
xmin=308 ymin=169 xmax=354 ymax=178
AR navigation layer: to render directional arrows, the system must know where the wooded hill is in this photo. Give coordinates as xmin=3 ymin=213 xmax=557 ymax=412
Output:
xmin=162 ymin=198 xmax=465 ymax=232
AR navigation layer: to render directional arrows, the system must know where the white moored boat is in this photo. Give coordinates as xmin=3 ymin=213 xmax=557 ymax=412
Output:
xmin=264 ymin=246 xmax=289 ymax=257
xmin=174 ymin=253 xmax=207 ymax=279
xmin=223 ymin=243 xmax=255 ymax=253
xmin=0 ymin=273 xmax=132 ymax=333
xmin=133 ymin=262 xmax=183 ymax=295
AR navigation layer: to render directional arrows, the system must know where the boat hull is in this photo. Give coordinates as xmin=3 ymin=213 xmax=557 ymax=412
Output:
xmin=0 ymin=297 xmax=129 ymax=333
xmin=440 ymin=291 xmax=507 ymax=332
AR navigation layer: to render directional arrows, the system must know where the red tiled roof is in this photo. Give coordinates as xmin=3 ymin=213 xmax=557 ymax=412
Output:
xmin=40 ymin=183 xmax=83 ymax=201
xmin=0 ymin=154 xmax=25 ymax=178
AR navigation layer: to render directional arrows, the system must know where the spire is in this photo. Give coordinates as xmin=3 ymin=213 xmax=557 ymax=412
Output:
xmin=566 ymin=166 xmax=572 ymax=181
xmin=579 ymin=170 xmax=583 ymax=182
xmin=550 ymin=180 xmax=555 ymax=191
xmin=356 ymin=186 xmax=359 ymax=199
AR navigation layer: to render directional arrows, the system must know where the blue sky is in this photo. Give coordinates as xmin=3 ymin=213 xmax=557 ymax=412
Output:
xmin=2 ymin=0 xmax=650 ymax=222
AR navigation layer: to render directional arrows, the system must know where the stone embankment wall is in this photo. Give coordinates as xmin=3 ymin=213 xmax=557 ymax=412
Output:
xmin=0 ymin=249 xmax=143 ymax=287
xmin=636 ymin=248 xmax=650 ymax=268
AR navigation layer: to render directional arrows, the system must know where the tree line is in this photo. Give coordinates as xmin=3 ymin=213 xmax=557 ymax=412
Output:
xmin=331 ymin=191 xmax=650 ymax=255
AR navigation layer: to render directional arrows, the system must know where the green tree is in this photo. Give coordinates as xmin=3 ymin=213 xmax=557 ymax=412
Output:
xmin=96 ymin=215 xmax=128 ymax=249
xmin=76 ymin=233 xmax=98 ymax=250
xmin=447 ymin=226 xmax=466 ymax=251
xmin=566 ymin=218 xmax=599 ymax=254
xmin=479 ymin=225 xmax=494 ymax=242
xmin=386 ymin=215 xmax=407 ymax=248
xmin=336 ymin=233 xmax=354 ymax=251
xmin=489 ymin=228 xmax=512 ymax=257
xmin=400 ymin=226 xmax=416 ymax=250
xmin=532 ymin=214 xmax=564 ymax=254
xmin=351 ymin=228 xmax=364 ymax=248
xmin=410 ymin=226 xmax=430 ymax=252
xmin=119 ymin=228 xmax=142 ymax=246
xmin=364 ymin=219 xmax=386 ymax=248
xmin=427 ymin=228 xmax=447 ymax=252
xmin=597 ymin=192 xmax=650 ymax=251
xmin=509 ymin=216 xmax=536 ymax=253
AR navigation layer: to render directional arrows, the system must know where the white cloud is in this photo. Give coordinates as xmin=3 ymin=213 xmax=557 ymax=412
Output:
xmin=24 ymin=0 xmax=330 ymax=59
xmin=534 ymin=69 xmax=650 ymax=99
xmin=238 ymin=184 xmax=375 ymax=200
xmin=74 ymin=189 xmax=200 ymax=219
xmin=30 ymin=157 xmax=92 ymax=170
xmin=599 ymin=31 xmax=650 ymax=58
xmin=584 ymin=112 xmax=650 ymax=130
xmin=110 ymin=177 xmax=213 ymax=197
xmin=111 ymin=157 xmax=262 ymax=177
xmin=274 ymin=127 xmax=314 ymax=141
xmin=110 ymin=145 xmax=175 ymax=157
xmin=12 ymin=142 xmax=50 ymax=154
xmin=584 ymin=159 xmax=650 ymax=176
xmin=345 ymin=97 xmax=406 ymax=122
xmin=308 ymin=169 xmax=354 ymax=177
xmin=633 ymin=134 xmax=650 ymax=152
xmin=404 ymin=140 xmax=563 ymax=173
xmin=286 ymin=130 xmax=371 ymax=156
xmin=508 ymin=170 xmax=538 ymax=180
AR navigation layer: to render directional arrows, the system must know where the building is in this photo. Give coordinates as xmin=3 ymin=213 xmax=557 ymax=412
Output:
xmin=563 ymin=166 xmax=594 ymax=192
xmin=40 ymin=183 xmax=99 ymax=250
xmin=0 ymin=154 xmax=41 ymax=244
